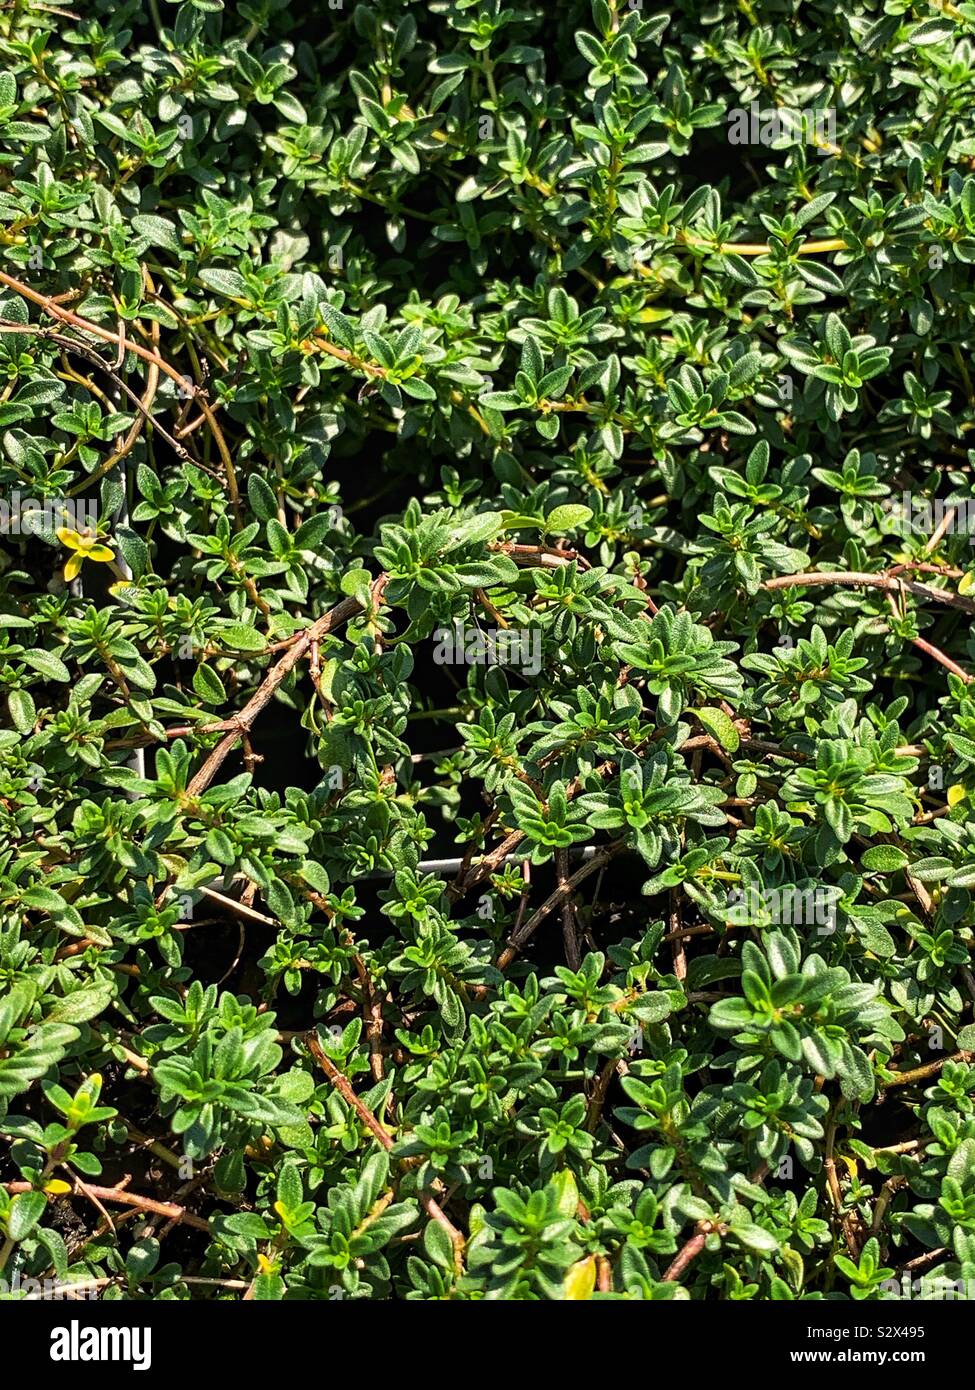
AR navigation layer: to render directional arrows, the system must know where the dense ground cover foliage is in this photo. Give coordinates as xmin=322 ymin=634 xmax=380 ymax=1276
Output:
xmin=1 ymin=0 xmax=975 ymax=1302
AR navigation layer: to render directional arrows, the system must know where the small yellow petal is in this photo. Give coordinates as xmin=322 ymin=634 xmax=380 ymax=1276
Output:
xmin=959 ymin=572 xmax=974 ymax=596
xmin=64 ymin=553 xmax=83 ymax=581
xmin=85 ymin=544 xmax=115 ymax=563
xmin=57 ymin=527 xmax=82 ymax=551
xmin=563 ymin=1255 xmax=597 ymax=1300
xmin=257 ymin=1254 xmax=276 ymax=1274
xmin=44 ymin=1180 xmax=72 ymax=1195
xmin=947 ymin=784 xmax=966 ymax=807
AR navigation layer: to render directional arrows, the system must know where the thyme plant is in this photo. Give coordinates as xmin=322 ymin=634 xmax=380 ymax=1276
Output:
xmin=1 ymin=0 xmax=975 ymax=1303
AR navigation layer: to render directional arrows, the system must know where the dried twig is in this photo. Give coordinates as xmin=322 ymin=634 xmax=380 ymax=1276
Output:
xmin=3 ymin=1181 xmax=209 ymax=1231
xmin=556 ymin=848 xmax=581 ymax=970
xmin=496 ymin=840 xmax=626 ymax=970
xmin=185 ymin=576 xmax=387 ymax=798
xmin=0 ymin=270 xmax=241 ymax=518
xmin=882 ymin=1049 xmax=973 ymax=1088
xmin=305 ymin=1034 xmax=465 ymax=1274
xmin=761 ymin=567 xmax=975 ymax=615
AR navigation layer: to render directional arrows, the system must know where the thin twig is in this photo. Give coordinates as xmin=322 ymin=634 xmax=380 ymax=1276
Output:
xmin=669 ymin=888 xmax=687 ymax=982
xmin=496 ymin=840 xmax=626 ymax=970
xmin=761 ymin=567 xmax=975 ymax=615
xmin=185 ymin=576 xmax=387 ymax=799
xmin=556 ymin=848 xmax=581 ymax=970
xmin=662 ymin=1224 xmax=713 ymax=1282
xmin=0 ymin=270 xmax=241 ymax=521
xmin=3 ymin=1181 xmax=209 ymax=1231
xmin=882 ymin=1050 xmax=972 ymax=1088
xmin=305 ymin=1034 xmax=465 ymax=1274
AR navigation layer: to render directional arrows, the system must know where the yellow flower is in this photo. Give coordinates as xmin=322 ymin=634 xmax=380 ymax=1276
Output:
xmin=56 ymin=527 xmax=114 ymax=582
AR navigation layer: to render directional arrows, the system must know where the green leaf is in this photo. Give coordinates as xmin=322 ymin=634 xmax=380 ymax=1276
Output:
xmin=861 ymin=845 xmax=909 ymax=872
xmin=247 ymin=473 xmax=279 ymax=522
xmin=46 ymin=984 xmax=115 ymax=1024
xmin=8 ymin=687 xmax=34 ymax=733
xmin=545 ymin=504 xmax=593 ymax=533
xmin=7 ymin=1190 xmax=47 ymax=1241
xmin=693 ymin=706 xmax=740 ymax=752
xmin=911 ymin=17 xmax=956 ymax=43
xmin=220 ymin=624 xmax=268 ymax=653
xmin=22 ymin=649 xmax=70 ymax=682
xmin=320 ymin=304 xmax=356 ymax=351
xmin=422 ymin=1215 xmax=457 ymax=1271
xmin=192 ymin=664 xmax=226 ymax=704
xmin=131 ymin=215 xmax=182 ymax=253
xmin=732 ymin=1224 xmax=779 ymax=1254
xmin=198 ymin=268 xmax=248 ymax=299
